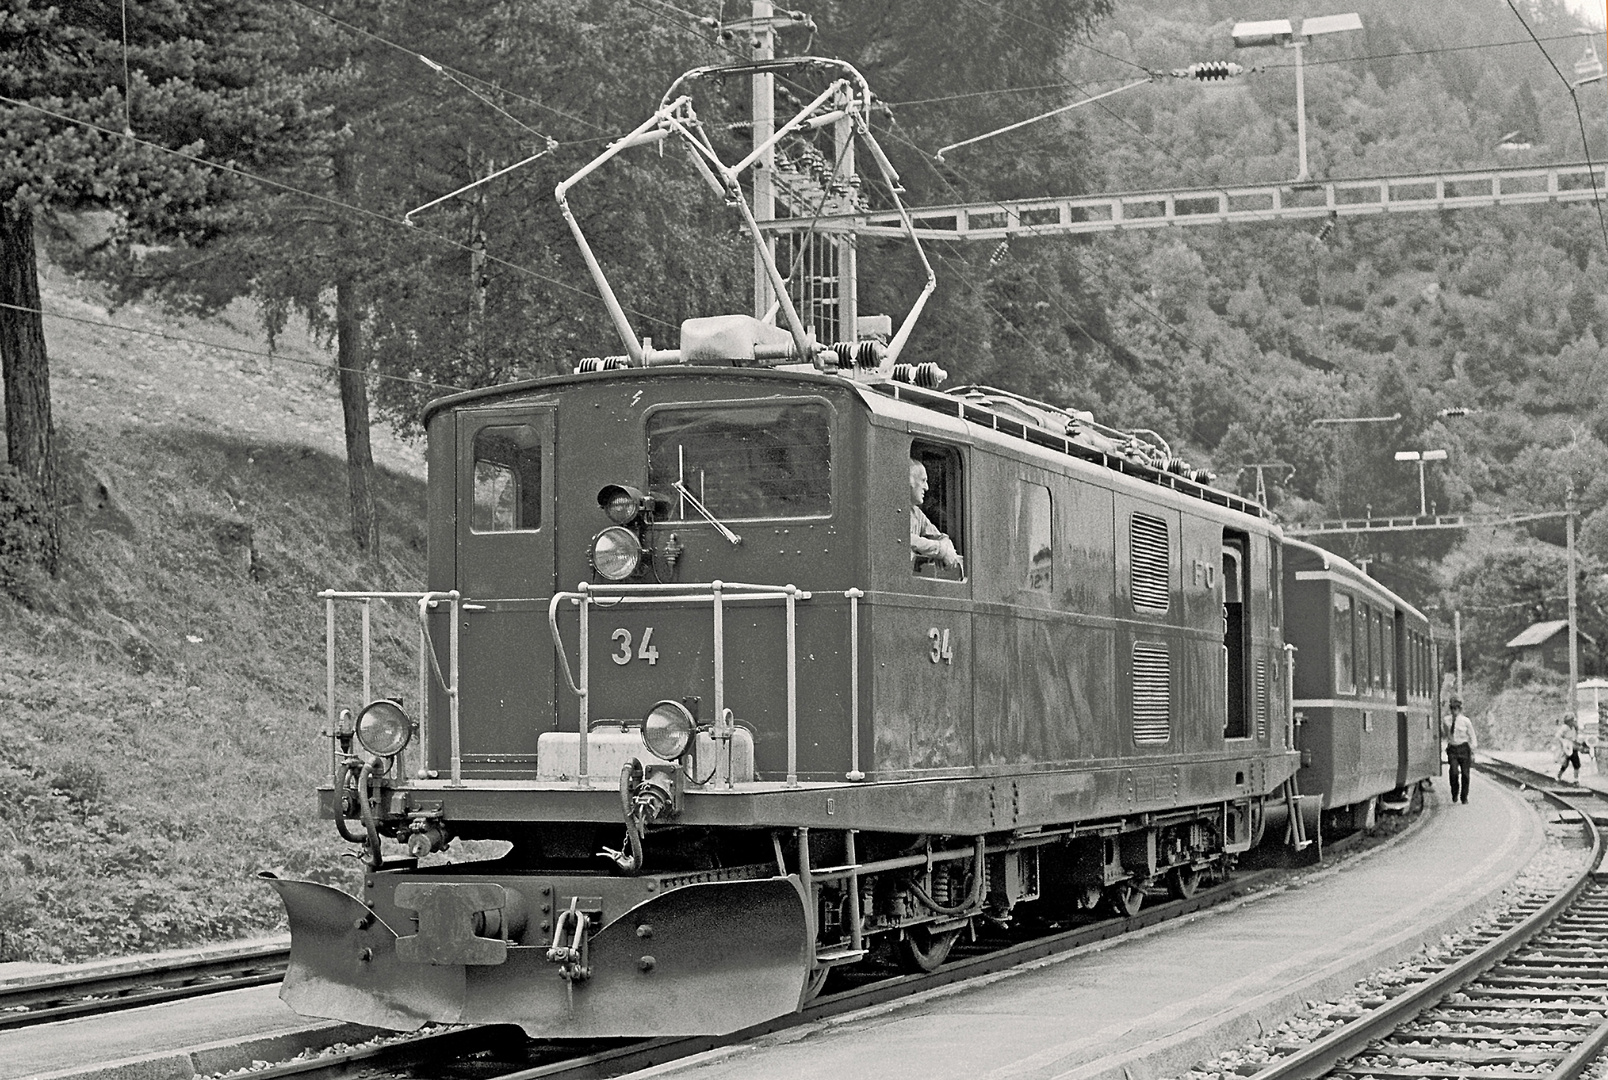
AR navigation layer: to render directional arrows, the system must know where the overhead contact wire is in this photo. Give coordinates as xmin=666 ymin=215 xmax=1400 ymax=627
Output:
xmin=0 ymin=300 xmax=465 ymax=393
xmin=0 ymin=92 xmax=680 ymax=334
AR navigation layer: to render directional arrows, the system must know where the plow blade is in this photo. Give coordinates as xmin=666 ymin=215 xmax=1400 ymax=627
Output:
xmin=263 ymin=873 xmax=813 ymax=1038
xmin=262 ymin=873 xmax=464 ymax=1030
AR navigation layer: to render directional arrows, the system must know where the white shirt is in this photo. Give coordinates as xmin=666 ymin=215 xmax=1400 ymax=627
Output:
xmin=1447 ymin=713 xmax=1476 ymax=750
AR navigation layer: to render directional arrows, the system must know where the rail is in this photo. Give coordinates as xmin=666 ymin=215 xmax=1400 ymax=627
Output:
xmin=1249 ymin=762 xmax=1605 ymax=1080
xmin=548 ymin=581 xmax=866 ymax=787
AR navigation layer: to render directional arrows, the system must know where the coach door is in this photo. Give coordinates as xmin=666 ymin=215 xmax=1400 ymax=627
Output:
xmin=1222 ymin=532 xmax=1250 ymax=740
xmin=451 ymin=406 xmax=557 ymax=778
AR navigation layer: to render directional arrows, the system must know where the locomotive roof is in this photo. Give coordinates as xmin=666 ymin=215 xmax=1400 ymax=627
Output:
xmin=422 ymin=365 xmax=1267 ymax=520
xmin=1284 ymin=537 xmax=1426 ymax=622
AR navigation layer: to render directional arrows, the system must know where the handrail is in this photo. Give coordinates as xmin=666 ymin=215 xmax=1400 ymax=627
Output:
xmin=319 ymin=589 xmax=464 ymax=787
xmin=548 ymin=581 xmax=866 ymax=787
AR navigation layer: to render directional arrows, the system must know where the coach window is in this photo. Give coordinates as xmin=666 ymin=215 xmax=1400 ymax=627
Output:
xmin=472 ymin=425 xmax=543 ymax=532
xmin=910 ymin=440 xmax=966 ymax=581
xmin=1017 ymin=481 xmax=1053 ymax=592
xmin=1382 ymin=616 xmax=1395 ymax=694
xmin=1333 ymin=593 xmax=1356 ymax=694
xmin=1367 ymin=608 xmax=1382 ymax=696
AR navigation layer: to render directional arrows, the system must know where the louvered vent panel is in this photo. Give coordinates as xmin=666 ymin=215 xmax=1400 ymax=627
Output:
xmin=1256 ymin=657 xmax=1268 ymax=740
xmin=1132 ymin=642 xmax=1171 ymax=745
xmin=1130 ymin=514 xmax=1170 ymax=613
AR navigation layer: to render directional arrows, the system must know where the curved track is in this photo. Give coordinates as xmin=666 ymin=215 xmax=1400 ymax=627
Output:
xmin=1246 ymin=761 xmax=1608 ymax=1080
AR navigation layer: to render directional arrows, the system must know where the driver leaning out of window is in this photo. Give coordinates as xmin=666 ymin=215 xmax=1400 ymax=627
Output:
xmin=909 ymin=459 xmax=963 ymax=573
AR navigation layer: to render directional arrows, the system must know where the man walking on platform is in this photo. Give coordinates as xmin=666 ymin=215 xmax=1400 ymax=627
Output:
xmin=1444 ymin=697 xmax=1476 ymax=804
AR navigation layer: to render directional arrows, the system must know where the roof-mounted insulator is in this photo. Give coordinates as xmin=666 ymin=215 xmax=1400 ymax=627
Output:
xmin=1174 ymin=60 xmax=1245 ymax=81
xmin=892 ymin=361 xmax=947 ymax=389
xmin=575 ymin=356 xmax=632 ymax=373
xmin=831 ymin=340 xmax=888 ymax=370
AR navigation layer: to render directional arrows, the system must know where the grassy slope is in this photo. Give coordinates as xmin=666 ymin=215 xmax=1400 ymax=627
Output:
xmin=0 ymin=260 xmax=427 ymax=962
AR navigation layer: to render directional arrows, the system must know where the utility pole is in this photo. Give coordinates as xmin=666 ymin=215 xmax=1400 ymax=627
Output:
xmin=1568 ymin=484 xmax=1580 ymax=720
xmin=834 ymin=107 xmax=857 ymax=342
xmin=751 ymin=1 xmax=776 ymax=321
xmin=1236 ymin=462 xmax=1293 ymax=508
xmin=1453 ymin=610 xmax=1463 ymax=701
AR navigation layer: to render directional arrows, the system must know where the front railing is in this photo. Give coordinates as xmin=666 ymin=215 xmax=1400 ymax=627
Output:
xmin=549 ymin=581 xmax=867 ymax=787
xmin=319 ymin=589 xmax=465 ymax=786
xmin=320 ymin=582 xmax=869 ymax=793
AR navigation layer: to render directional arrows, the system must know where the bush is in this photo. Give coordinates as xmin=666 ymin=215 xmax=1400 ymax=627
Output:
xmin=1508 ymin=658 xmax=1548 ymax=688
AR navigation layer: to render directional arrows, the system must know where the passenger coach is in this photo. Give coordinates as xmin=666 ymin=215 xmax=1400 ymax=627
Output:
xmin=1282 ymin=538 xmax=1440 ymax=829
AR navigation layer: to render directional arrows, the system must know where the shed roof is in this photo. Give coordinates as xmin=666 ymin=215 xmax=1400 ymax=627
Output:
xmin=1506 ymin=619 xmax=1598 ymax=648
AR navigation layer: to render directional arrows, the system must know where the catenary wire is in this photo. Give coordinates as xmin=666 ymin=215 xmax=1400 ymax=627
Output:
xmin=0 ymin=92 xmax=681 ymax=334
xmin=1261 ymin=30 xmax=1589 ymax=70
xmin=281 ymin=0 xmax=599 ymax=139
xmin=1503 ymin=0 xmax=1608 ymax=266
xmin=957 ymin=0 xmax=1153 ymax=76
xmin=0 ymin=300 xmax=466 ymax=393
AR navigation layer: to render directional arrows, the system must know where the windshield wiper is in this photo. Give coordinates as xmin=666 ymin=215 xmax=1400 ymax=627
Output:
xmin=672 ymin=481 xmax=742 ymax=545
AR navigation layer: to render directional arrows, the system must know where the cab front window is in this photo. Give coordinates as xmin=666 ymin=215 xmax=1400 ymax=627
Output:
xmin=647 ymin=401 xmax=832 ymax=521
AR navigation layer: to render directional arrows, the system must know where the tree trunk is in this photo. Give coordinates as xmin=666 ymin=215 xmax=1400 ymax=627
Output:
xmin=0 ymin=201 xmax=61 ymax=574
xmin=335 ymin=275 xmax=378 ymax=556
xmin=333 ymin=142 xmax=378 ymax=557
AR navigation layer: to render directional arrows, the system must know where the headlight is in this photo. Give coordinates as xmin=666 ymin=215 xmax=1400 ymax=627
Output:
xmin=590 ymin=526 xmax=642 ymax=580
xmin=356 ymin=699 xmax=412 ymax=757
xmin=598 ymin=484 xmax=645 ymax=525
xmin=643 ymin=700 xmax=697 ymax=760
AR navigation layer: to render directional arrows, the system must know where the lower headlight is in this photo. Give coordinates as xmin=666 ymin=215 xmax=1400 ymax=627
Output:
xmin=590 ymin=526 xmax=643 ymax=580
xmin=356 ymin=699 xmax=412 ymax=757
xmin=643 ymin=700 xmax=697 ymax=760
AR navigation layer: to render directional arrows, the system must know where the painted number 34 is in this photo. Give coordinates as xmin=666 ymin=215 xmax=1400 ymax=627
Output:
xmin=611 ymin=627 xmax=659 ymax=666
xmin=928 ymin=627 xmax=954 ymax=665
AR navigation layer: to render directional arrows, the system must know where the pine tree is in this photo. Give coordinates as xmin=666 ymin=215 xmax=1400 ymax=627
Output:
xmin=0 ymin=0 xmax=323 ymax=574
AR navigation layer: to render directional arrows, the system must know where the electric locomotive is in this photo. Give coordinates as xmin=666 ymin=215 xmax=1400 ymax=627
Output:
xmin=265 ymin=59 xmax=1311 ymax=1038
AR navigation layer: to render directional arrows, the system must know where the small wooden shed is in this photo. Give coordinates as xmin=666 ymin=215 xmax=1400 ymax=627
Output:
xmin=1506 ymin=620 xmax=1597 ymax=676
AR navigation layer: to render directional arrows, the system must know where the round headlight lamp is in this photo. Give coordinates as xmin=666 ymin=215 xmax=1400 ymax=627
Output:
xmin=642 ymin=700 xmax=698 ymax=760
xmin=355 ymin=699 xmax=412 ymax=757
xmin=597 ymin=484 xmax=645 ymax=525
xmin=589 ymin=526 xmax=643 ymax=580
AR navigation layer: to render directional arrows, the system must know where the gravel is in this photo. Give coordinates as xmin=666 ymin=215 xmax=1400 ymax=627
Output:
xmin=1161 ymin=794 xmax=1595 ymax=1080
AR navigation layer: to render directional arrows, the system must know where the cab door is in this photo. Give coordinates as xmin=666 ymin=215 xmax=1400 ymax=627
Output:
xmin=451 ymin=406 xmax=556 ymax=778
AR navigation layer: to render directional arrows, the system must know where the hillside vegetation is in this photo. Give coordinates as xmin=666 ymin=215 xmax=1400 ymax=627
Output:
xmin=0 ymin=259 xmax=425 ymax=962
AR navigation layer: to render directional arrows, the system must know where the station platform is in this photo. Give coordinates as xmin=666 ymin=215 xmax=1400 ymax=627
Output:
xmin=630 ymin=777 xmax=1544 ymax=1080
xmin=6 ymin=773 xmax=1544 ymax=1080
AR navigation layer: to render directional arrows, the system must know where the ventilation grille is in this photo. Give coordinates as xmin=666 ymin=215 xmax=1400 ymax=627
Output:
xmin=1256 ymin=657 xmax=1268 ymax=741
xmin=1132 ymin=642 xmax=1171 ymax=744
xmin=1130 ymin=514 xmax=1170 ymax=613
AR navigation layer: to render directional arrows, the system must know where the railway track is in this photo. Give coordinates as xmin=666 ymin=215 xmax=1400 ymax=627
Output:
xmin=1243 ymin=761 xmax=1608 ymax=1080
xmin=208 ymin=827 xmax=1407 ymax=1080
xmin=0 ymin=940 xmax=288 ymax=1030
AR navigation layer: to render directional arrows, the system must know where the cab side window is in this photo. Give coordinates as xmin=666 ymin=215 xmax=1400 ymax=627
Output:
xmin=472 ymin=425 xmax=543 ymax=533
xmin=1018 ymin=481 xmax=1053 ymax=593
xmin=910 ymin=440 xmax=965 ymax=580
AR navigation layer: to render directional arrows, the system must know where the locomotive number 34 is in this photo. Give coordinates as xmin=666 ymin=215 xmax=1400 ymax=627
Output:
xmin=928 ymin=627 xmax=954 ymax=665
xmin=611 ymin=627 xmax=659 ymax=665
